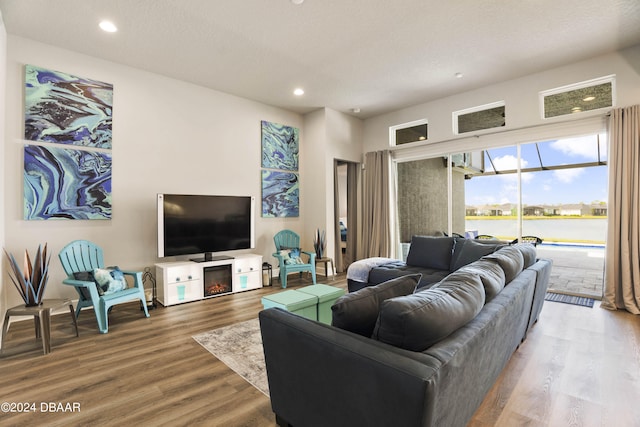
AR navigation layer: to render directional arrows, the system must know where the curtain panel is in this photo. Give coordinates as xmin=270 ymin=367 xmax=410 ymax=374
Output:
xmin=361 ymin=150 xmax=391 ymax=258
xmin=603 ymin=105 xmax=640 ymax=314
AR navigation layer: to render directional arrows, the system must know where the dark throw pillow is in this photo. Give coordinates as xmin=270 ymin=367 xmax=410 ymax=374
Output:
xmin=72 ymin=271 xmax=96 ymax=299
xmin=483 ymin=246 xmax=525 ymax=284
xmin=450 ymin=239 xmax=505 ymax=271
xmin=456 ymin=258 xmax=506 ymax=303
xmin=73 ymin=271 xmax=94 ymax=282
xmin=511 ymin=243 xmax=537 ymax=268
xmin=405 ymin=236 xmax=454 ymax=270
xmin=331 ymin=274 xmax=421 ymax=337
xmin=373 ymin=271 xmax=485 ymax=351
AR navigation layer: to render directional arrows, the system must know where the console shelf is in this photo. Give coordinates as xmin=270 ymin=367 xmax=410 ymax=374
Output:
xmin=156 ymin=254 xmax=262 ymax=306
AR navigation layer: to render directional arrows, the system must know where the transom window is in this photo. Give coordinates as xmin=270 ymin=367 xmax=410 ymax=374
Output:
xmin=540 ymin=76 xmax=615 ymax=119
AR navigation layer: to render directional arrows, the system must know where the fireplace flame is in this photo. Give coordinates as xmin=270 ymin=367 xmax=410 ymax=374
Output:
xmin=206 ymin=282 xmax=230 ymax=295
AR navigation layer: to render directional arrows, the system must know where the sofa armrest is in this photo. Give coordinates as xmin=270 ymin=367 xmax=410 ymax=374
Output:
xmin=300 ymin=250 xmax=316 ymax=264
xmin=525 ymin=258 xmax=553 ymax=333
xmin=259 ymin=308 xmax=440 ymax=427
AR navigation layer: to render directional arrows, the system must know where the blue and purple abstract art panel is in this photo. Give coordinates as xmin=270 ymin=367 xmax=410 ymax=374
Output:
xmin=24 ymin=145 xmax=112 ymax=220
xmin=261 ymin=170 xmax=299 ymax=217
xmin=261 ymin=120 xmax=299 ymax=171
xmin=24 ymin=65 xmax=113 ymax=149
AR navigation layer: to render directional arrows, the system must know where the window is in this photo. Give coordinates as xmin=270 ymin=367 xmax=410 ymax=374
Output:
xmin=540 ymin=76 xmax=615 ymax=119
xmin=390 ymin=119 xmax=428 ymax=146
xmin=453 ymin=101 xmax=505 ymax=135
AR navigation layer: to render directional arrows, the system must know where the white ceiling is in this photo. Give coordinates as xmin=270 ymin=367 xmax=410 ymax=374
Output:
xmin=1 ymin=0 xmax=640 ymax=119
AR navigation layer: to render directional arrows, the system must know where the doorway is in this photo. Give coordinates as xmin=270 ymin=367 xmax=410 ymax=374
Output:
xmin=334 ymin=160 xmax=359 ymax=273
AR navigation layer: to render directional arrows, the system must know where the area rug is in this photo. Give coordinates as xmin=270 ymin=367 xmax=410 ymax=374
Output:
xmin=544 ymin=292 xmax=595 ymax=308
xmin=193 ymin=318 xmax=269 ymax=396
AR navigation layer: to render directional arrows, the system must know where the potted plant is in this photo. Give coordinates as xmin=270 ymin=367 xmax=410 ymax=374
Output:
xmin=4 ymin=243 xmax=50 ymax=306
xmin=314 ymin=229 xmax=326 ymax=258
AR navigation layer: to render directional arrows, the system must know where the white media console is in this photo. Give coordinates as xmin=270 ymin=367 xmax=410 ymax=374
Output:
xmin=155 ymin=254 xmax=263 ymax=306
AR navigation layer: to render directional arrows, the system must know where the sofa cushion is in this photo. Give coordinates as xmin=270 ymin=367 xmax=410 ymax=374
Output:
xmin=456 ymin=258 xmax=505 ymax=302
xmin=483 ymin=246 xmax=524 ymax=283
xmin=331 ymin=274 xmax=421 ymax=337
xmin=405 ymin=236 xmax=454 ymax=270
xmin=510 ymin=243 xmax=537 ymax=268
xmin=373 ymin=270 xmax=485 ymax=351
xmin=368 ymin=261 xmax=449 ymax=290
xmin=450 ymin=239 xmax=505 ymax=271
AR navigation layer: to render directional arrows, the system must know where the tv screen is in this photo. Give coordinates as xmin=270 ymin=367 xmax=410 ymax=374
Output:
xmin=157 ymin=194 xmax=255 ymax=260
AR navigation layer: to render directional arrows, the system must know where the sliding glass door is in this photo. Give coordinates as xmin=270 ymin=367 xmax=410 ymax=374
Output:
xmin=395 ymin=133 xmax=607 ymax=298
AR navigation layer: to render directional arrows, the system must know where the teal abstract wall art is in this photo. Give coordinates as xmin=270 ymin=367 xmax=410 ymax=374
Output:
xmin=261 ymin=120 xmax=299 ymax=171
xmin=24 ymin=65 xmax=113 ymax=149
xmin=24 ymin=145 xmax=112 ymax=220
xmin=261 ymin=170 xmax=299 ymax=217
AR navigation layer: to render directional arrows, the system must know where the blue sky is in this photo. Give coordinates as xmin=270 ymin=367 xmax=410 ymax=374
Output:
xmin=464 ymin=134 xmax=609 ymax=206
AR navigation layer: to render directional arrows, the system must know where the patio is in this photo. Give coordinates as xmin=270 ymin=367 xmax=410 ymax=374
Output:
xmin=400 ymin=241 xmax=605 ymax=299
xmin=536 ymin=244 xmax=605 ymax=300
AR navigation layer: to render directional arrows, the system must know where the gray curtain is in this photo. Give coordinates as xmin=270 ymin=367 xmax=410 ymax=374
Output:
xmin=602 ymin=105 xmax=640 ymax=314
xmin=361 ymin=150 xmax=391 ymax=258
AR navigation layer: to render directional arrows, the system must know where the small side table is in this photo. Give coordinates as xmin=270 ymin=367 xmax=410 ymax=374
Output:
xmin=315 ymin=257 xmax=336 ymax=280
xmin=1 ymin=299 xmax=79 ymax=355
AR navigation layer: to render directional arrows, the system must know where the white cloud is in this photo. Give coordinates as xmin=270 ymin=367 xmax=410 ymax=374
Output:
xmin=493 ymin=154 xmax=522 ymax=170
xmin=492 ymin=155 xmax=534 ymax=183
xmin=520 ymin=171 xmax=535 ymax=183
xmin=553 ymin=167 xmax=585 ymax=183
xmin=550 ymin=136 xmax=605 ymax=159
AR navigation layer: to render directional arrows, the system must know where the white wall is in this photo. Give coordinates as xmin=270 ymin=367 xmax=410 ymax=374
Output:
xmin=301 ymin=108 xmax=327 ymax=251
xmin=3 ymin=36 xmax=310 ymax=307
xmin=302 ymin=108 xmax=362 ymax=268
xmin=0 ymin=13 xmax=7 ymax=326
xmin=363 ymin=45 xmax=640 ymax=155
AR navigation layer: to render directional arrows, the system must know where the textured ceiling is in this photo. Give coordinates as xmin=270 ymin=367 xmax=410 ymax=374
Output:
xmin=1 ymin=0 xmax=640 ymax=118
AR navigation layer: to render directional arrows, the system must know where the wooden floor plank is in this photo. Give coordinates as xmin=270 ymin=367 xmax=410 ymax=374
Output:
xmin=1 ymin=274 xmax=638 ymax=426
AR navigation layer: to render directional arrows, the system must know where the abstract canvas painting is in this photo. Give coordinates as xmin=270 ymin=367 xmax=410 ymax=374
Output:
xmin=261 ymin=120 xmax=299 ymax=171
xmin=261 ymin=170 xmax=299 ymax=217
xmin=24 ymin=145 xmax=112 ymax=220
xmin=24 ymin=65 xmax=113 ymax=149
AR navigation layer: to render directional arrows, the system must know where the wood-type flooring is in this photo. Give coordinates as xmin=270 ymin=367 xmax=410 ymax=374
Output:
xmin=1 ymin=273 xmax=638 ymax=426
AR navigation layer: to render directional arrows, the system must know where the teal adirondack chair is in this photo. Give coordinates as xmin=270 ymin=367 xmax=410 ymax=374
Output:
xmin=273 ymin=230 xmax=317 ymax=288
xmin=58 ymin=240 xmax=150 ymax=334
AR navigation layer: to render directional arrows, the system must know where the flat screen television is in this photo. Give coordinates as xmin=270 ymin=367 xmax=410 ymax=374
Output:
xmin=157 ymin=194 xmax=255 ymax=261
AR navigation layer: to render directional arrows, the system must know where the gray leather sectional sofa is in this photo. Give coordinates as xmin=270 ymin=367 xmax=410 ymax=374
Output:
xmin=259 ymin=239 xmax=552 ymax=427
xmin=347 ymin=235 xmax=506 ymax=292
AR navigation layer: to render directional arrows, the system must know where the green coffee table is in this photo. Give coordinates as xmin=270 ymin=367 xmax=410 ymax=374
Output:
xmin=261 ymin=289 xmax=318 ymax=321
xmin=297 ymin=284 xmax=345 ymax=325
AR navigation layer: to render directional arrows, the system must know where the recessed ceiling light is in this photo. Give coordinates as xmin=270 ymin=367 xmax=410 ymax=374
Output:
xmin=352 ymin=108 xmax=361 ymax=114
xmin=99 ymin=20 xmax=118 ymax=33
xmin=291 ymin=0 xmax=304 ymax=4
xmin=582 ymin=96 xmax=596 ymax=102
xmin=293 ymin=88 xmax=304 ymax=96
xmin=455 ymin=72 xmax=463 ymax=79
